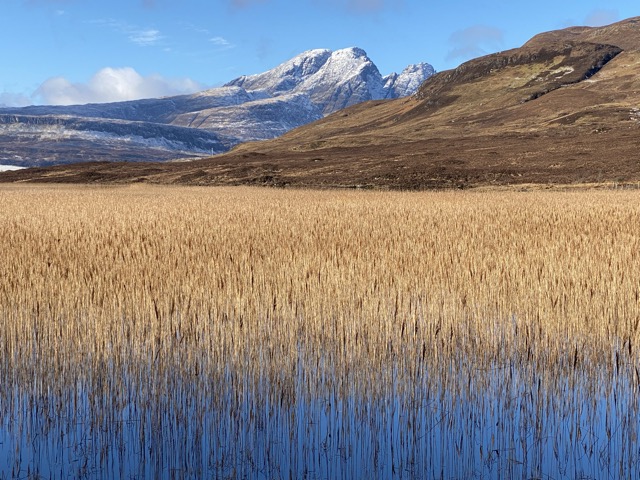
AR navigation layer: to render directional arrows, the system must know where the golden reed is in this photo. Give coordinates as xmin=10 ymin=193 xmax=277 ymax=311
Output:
xmin=0 ymin=184 xmax=639 ymax=400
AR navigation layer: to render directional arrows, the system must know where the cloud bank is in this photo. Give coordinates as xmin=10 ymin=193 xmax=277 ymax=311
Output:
xmin=33 ymin=67 xmax=204 ymax=105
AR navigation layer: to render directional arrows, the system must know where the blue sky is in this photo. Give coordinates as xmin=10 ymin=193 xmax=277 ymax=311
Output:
xmin=1 ymin=0 xmax=636 ymax=106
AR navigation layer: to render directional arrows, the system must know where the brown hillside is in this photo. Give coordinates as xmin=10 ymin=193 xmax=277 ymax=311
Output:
xmin=4 ymin=17 xmax=640 ymax=189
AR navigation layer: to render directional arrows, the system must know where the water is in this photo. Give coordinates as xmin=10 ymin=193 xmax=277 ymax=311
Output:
xmin=2 ymin=355 xmax=639 ymax=479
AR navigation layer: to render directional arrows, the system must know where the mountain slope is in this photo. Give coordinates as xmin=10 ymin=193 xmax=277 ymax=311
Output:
xmin=0 ymin=114 xmax=230 ymax=166
xmin=7 ymin=18 xmax=640 ymax=188
xmin=0 ymin=49 xmax=433 ymax=167
xmin=170 ymin=93 xmax=322 ymax=142
xmin=199 ymin=17 xmax=640 ymax=188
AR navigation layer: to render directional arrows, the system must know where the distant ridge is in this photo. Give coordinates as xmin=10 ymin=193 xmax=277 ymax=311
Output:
xmin=0 ymin=48 xmax=433 ymax=168
xmin=9 ymin=18 xmax=640 ymax=189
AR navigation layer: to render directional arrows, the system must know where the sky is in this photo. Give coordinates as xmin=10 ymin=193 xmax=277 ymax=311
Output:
xmin=0 ymin=0 xmax=636 ymax=107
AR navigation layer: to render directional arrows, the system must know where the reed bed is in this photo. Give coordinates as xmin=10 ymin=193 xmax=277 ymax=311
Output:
xmin=0 ymin=184 xmax=639 ymax=478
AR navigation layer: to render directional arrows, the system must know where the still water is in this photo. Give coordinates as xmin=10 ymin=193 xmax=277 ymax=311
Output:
xmin=2 ymin=353 xmax=638 ymax=480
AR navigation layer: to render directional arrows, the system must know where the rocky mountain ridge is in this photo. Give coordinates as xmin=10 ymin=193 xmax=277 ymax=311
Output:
xmin=0 ymin=48 xmax=434 ymax=167
xmin=226 ymin=48 xmax=434 ymax=113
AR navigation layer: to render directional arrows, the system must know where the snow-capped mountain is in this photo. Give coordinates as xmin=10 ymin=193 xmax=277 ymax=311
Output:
xmin=384 ymin=63 xmax=437 ymax=98
xmin=226 ymin=47 xmax=435 ymax=114
xmin=5 ymin=86 xmax=262 ymax=124
xmin=0 ymin=48 xmax=434 ymax=167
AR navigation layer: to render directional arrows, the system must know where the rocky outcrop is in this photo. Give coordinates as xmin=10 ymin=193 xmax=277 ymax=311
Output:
xmin=415 ymin=41 xmax=622 ymax=108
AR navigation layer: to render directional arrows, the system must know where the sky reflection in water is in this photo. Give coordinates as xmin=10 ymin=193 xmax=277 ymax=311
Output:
xmin=1 ymin=357 xmax=638 ymax=479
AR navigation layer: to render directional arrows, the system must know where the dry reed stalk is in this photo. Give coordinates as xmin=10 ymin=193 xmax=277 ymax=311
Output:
xmin=0 ymin=184 xmax=638 ymax=403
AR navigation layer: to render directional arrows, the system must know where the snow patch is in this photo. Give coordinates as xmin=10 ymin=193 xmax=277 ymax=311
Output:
xmin=0 ymin=165 xmax=26 ymax=172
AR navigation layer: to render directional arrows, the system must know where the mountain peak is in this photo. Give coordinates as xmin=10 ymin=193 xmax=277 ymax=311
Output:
xmin=385 ymin=63 xmax=437 ymax=98
xmin=226 ymin=47 xmax=434 ymax=114
xmin=333 ymin=46 xmax=368 ymax=58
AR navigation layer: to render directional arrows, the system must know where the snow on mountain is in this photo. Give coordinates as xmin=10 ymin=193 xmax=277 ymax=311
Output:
xmin=294 ymin=47 xmax=387 ymax=114
xmin=0 ymin=48 xmax=434 ymax=167
xmin=172 ymin=93 xmax=322 ymax=142
xmin=2 ymin=86 xmax=261 ymax=124
xmin=384 ymin=63 xmax=437 ymax=98
xmin=0 ymin=165 xmax=25 ymax=172
xmin=0 ymin=114 xmax=232 ymax=167
xmin=226 ymin=49 xmax=333 ymax=95
xmin=226 ymin=47 xmax=434 ymax=114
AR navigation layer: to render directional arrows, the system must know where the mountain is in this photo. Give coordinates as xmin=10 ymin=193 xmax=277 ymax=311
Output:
xmin=8 ymin=17 xmax=640 ymax=188
xmin=169 ymin=93 xmax=322 ymax=142
xmin=11 ymin=18 xmax=640 ymax=189
xmin=384 ymin=63 xmax=437 ymax=98
xmin=0 ymin=114 xmax=231 ymax=166
xmin=226 ymin=47 xmax=435 ymax=114
xmin=0 ymin=49 xmax=433 ymax=168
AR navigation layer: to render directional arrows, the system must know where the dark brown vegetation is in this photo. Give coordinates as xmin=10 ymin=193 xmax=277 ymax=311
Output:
xmin=3 ymin=18 xmax=640 ymax=189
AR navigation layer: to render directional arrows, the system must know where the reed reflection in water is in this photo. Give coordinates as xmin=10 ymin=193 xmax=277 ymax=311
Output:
xmin=1 ymin=356 xmax=639 ymax=479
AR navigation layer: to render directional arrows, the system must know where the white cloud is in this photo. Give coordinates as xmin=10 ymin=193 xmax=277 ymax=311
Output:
xmin=210 ymin=36 xmax=233 ymax=48
xmin=92 ymin=19 xmax=165 ymax=47
xmin=129 ymin=29 xmax=163 ymax=46
xmin=33 ymin=67 xmax=205 ymax=105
